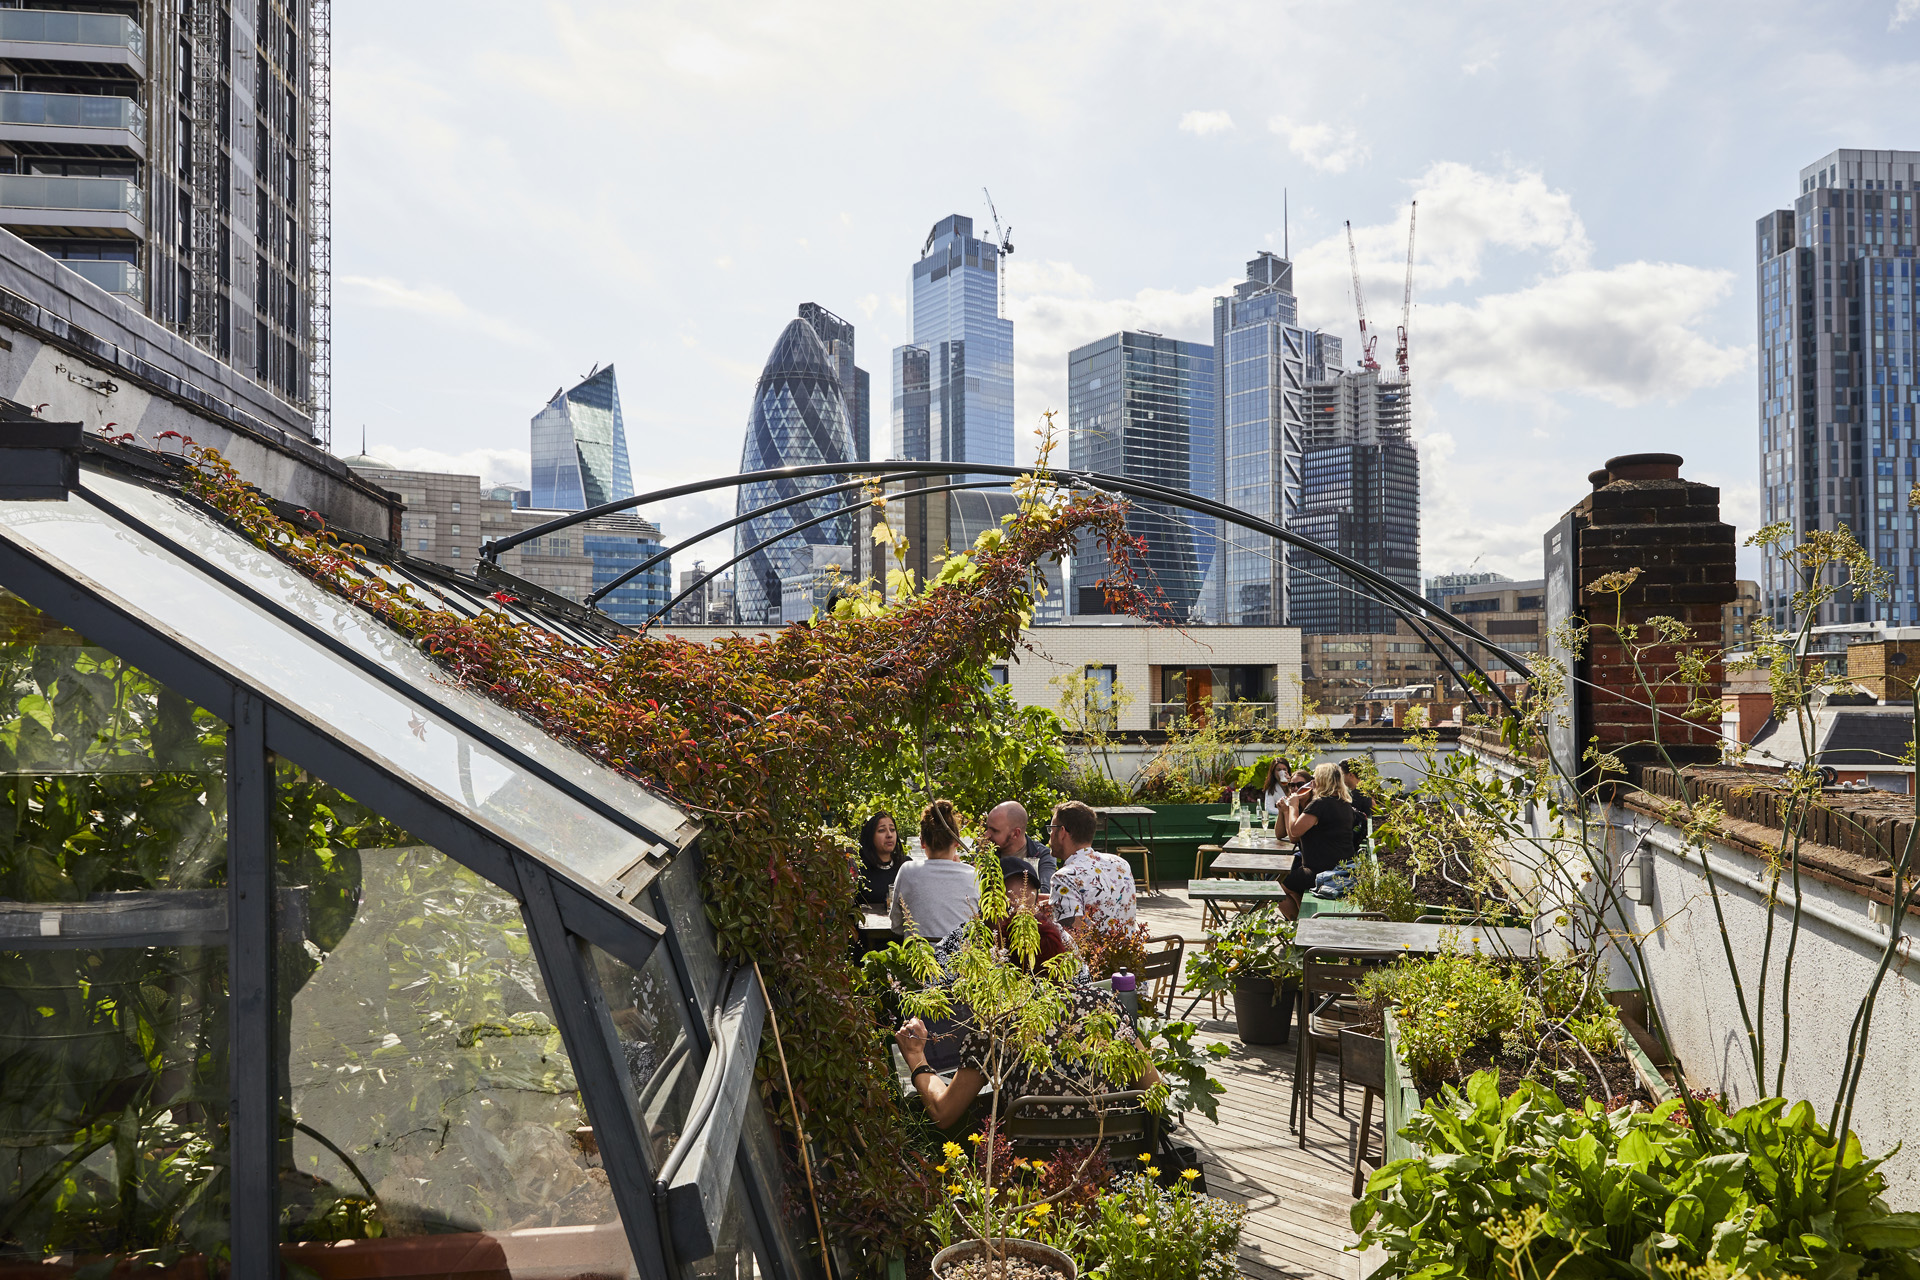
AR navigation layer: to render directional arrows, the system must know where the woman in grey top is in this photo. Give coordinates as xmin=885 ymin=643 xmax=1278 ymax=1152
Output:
xmin=889 ymin=798 xmax=980 ymax=938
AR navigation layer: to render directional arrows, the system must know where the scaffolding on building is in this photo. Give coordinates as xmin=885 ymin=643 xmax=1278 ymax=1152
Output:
xmin=305 ymin=0 xmax=333 ymax=450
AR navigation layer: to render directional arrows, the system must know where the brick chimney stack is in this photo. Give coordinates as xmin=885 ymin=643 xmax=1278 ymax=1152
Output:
xmin=1558 ymin=453 xmax=1738 ymax=767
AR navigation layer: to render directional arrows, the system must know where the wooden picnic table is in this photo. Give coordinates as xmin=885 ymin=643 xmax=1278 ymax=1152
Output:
xmin=1294 ymin=917 xmax=1535 ymax=958
xmin=1222 ymin=831 xmax=1293 ymax=853
xmin=1186 ymin=878 xmax=1290 ymax=930
xmin=1094 ymin=805 xmax=1158 ymax=895
xmin=1208 ymin=850 xmax=1294 ymax=880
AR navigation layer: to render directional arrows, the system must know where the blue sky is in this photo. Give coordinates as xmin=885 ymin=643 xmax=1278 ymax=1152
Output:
xmin=336 ymin=0 xmax=1920 ymax=583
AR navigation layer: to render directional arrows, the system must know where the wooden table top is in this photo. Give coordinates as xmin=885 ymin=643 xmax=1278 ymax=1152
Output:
xmin=1208 ymin=850 xmax=1295 ymax=876
xmin=1294 ymin=917 xmax=1535 ymax=957
xmin=1093 ymin=805 xmax=1158 ymax=816
xmin=1186 ymin=879 xmax=1290 ymax=901
xmin=1222 ymin=832 xmax=1293 ymax=852
xmin=859 ymin=912 xmax=892 ymax=934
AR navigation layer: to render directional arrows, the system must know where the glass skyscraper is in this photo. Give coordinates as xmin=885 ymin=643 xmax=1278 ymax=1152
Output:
xmin=736 ymin=318 xmax=858 ymax=624
xmin=530 ymin=365 xmax=634 ymax=511
xmin=1288 ymin=369 xmax=1420 ymax=633
xmin=892 ymin=215 xmax=1015 ymax=475
xmin=1066 ymin=331 xmax=1216 ymax=622
xmin=1209 ymin=252 xmax=1341 ymax=625
xmin=1756 ymin=149 xmax=1920 ymax=627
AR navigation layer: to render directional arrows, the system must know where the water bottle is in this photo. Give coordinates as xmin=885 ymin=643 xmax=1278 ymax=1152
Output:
xmin=1111 ymin=971 xmax=1139 ymax=1021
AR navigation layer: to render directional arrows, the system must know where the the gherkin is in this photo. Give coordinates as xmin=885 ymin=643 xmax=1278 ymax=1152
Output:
xmin=735 ymin=320 xmax=856 ymax=624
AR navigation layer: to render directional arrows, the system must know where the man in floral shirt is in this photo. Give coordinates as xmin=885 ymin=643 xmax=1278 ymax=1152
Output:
xmin=1046 ymin=800 xmax=1138 ymax=930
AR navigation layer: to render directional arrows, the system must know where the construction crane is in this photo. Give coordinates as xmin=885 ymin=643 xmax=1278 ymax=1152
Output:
xmin=983 ymin=187 xmax=1014 ymax=312
xmin=1394 ymin=201 xmax=1418 ymax=382
xmin=1345 ymin=221 xmax=1380 ymax=372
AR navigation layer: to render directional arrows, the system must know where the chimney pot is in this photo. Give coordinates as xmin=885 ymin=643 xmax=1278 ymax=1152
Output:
xmin=1603 ymin=452 xmax=1684 ymax=481
xmin=1588 ymin=469 xmax=1611 ymax=490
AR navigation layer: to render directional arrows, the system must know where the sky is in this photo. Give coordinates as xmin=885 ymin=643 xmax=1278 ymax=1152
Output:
xmin=335 ymin=0 xmax=1920 ymax=585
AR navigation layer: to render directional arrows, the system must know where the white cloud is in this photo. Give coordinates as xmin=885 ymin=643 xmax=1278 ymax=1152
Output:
xmin=1178 ymin=110 xmax=1235 ymax=136
xmin=1268 ymin=116 xmax=1369 ymax=173
xmin=364 ymin=445 xmax=530 ymax=489
xmin=340 ymin=275 xmax=542 ymax=349
xmin=1893 ymin=0 xmax=1920 ymax=28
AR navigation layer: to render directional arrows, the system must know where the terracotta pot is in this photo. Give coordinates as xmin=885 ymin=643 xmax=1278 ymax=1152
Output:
xmin=932 ymin=1238 xmax=1077 ymax=1279
xmin=1231 ymin=977 xmax=1297 ymax=1045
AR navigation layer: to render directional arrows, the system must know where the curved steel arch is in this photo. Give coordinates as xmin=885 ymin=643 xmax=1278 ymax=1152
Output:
xmin=484 ymin=460 xmax=1534 ymax=708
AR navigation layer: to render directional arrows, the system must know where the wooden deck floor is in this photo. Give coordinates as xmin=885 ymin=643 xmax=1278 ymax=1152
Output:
xmin=1139 ymin=888 xmax=1370 ymax=1280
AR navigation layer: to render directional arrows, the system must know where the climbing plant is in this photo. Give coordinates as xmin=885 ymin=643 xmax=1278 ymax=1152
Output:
xmin=179 ymin=429 xmax=1151 ymax=1269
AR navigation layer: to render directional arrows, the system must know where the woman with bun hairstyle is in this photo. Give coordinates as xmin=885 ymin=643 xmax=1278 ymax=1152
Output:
xmin=888 ymin=798 xmax=981 ymax=939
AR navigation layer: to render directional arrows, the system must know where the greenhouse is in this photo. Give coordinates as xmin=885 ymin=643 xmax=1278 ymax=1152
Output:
xmin=0 ymin=443 xmax=800 ymax=1278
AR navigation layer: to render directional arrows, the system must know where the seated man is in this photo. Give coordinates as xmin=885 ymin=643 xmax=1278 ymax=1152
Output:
xmin=895 ymin=859 xmax=1157 ymax=1128
xmin=1342 ymin=759 xmax=1377 ymax=842
xmin=1046 ymin=800 xmax=1138 ymax=931
xmin=981 ymin=800 xmax=1057 ymax=890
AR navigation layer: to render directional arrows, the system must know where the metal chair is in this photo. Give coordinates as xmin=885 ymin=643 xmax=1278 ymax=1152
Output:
xmin=1289 ymin=951 xmax=1396 ymax=1147
xmin=1339 ymin=1028 xmax=1387 ymax=1196
xmin=1139 ymin=935 xmax=1186 ymax=1020
xmin=1001 ymin=1089 xmax=1157 ymax=1163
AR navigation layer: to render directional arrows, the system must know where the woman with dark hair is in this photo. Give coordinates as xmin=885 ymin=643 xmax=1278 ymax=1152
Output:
xmin=855 ymin=811 xmax=902 ymax=907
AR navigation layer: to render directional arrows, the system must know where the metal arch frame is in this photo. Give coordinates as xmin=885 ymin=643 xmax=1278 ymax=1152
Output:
xmin=482 ymin=459 xmax=1535 ymax=680
xmin=0 ymin=487 xmax=803 ymax=1279
xmin=649 ymin=477 xmax=1012 ymax=628
xmin=588 ymin=467 xmax=945 ymax=607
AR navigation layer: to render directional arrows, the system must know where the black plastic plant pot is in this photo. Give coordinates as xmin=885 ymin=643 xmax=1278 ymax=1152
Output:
xmin=1231 ymin=977 xmax=1297 ymax=1045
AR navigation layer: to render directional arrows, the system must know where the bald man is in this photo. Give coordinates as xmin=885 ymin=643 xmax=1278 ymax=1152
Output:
xmin=981 ymin=800 xmax=1056 ymax=891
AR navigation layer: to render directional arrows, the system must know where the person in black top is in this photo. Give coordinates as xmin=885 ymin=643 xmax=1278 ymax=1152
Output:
xmin=856 ymin=811 xmax=903 ymax=907
xmin=1280 ymin=763 xmax=1358 ymax=920
xmin=1342 ymin=759 xmax=1376 ymax=843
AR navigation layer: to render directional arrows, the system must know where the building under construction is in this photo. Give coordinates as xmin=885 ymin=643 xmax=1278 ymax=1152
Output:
xmin=0 ymin=0 xmax=329 ymax=440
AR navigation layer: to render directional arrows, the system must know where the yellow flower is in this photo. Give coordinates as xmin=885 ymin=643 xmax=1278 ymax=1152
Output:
xmin=1031 ymin=1202 xmax=1053 ymax=1216
xmin=948 ymin=1184 xmax=963 ymax=1196
xmin=1030 ymin=1161 xmax=1048 ymax=1173
xmin=968 ymin=1134 xmax=983 ymax=1145
xmin=935 ymin=1164 xmax=947 ymax=1174
xmin=1133 ymin=1213 xmax=1151 ymax=1225
xmin=1137 ymin=1153 xmax=1152 ymax=1163
xmin=1180 ymin=1169 xmax=1200 ymax=1181
xmin=1145 ymin=1166 xmax=1160 ymax=1178
xmin=944 ymin=1141 xmax=965 ymax=1160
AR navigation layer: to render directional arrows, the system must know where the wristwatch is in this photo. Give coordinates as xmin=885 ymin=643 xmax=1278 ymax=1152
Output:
xmin=911 ymin=1064 xmax=939 ymax=1083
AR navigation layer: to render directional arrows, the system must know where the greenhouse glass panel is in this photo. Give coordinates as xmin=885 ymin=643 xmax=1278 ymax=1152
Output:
xmin=592 ymin=944 xmax=700 ymax=1167
xmin=0 ymin=589 xmax=231 ymax=1269
xmin=275 ymin=767 xmax=635 ymax=1278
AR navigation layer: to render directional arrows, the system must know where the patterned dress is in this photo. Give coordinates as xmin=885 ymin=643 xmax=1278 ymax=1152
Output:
xmin=952 ymin=980 xmax=1140 ymax=1120
xmin=1049 ymin=849 xmax=1139 ymax=929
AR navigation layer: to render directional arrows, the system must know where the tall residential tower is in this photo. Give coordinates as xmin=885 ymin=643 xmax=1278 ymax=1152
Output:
xmin=891 ymin=214 xmax=1014 ymax=474
xmin=1757 ymin=149 xmax=1920 ymax=628
xmin=0 ymin=0 xmax=325 ymax=428
xmin=1066 ymin=331 xmax=1216 ymax=621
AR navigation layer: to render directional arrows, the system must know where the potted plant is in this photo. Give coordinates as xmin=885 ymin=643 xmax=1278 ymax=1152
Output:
xmin=899 ymin=852 xmax=1154 ymax=1279
xmin=1182 ymin=908 xmax=1299 ymax=1045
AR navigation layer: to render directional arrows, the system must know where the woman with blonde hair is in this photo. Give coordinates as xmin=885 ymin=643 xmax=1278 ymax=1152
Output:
xmin=887 ymin=798 xmax=980 ymax=939
xmin=1280 ymin=762 xmax=1357 ymax=919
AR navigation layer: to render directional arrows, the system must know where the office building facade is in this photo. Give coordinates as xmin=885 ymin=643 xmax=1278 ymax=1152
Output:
xmin=736 ymin=317 xmax=858 ymax=624
xmin=799 ymin=301 xmax=869 ymax=461
xmin=1756 ymin=148 xmax=1920 ymax=628
xmin=1425 ymin=570 xmax=1511 ymax=608
xmin=1066 ymin=331 xmax=1216 ymax=621
xmin=1209 ymin=251 xmax=1341 ymax=625
xmin=1289 ymin=369 xmax=1419 ymax=634
xmin=0 ymin=0 xmax=323 ymax=422
xmin=531 ymin=365 xmax=633 ymax=512
xmin=891 ymin=214 xmax=1014 ymax=474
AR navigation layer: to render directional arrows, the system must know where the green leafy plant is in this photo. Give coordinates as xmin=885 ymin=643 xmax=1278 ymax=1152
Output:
xmin=1136 ymin=1018 xmax=1229 ymax=1126
xmin=1076 ymin=1169 xmax=1244 ymax=1280
xmin=1069 ymin=916 xmax=1151 ymax=981
xmin=1348 ymin=856 xmax=1421 ymax=922
xmin=1357 ymin=947 xmax=1527 ymax=1081
xmin=1355 ymin=1070 xmax=1920 ymax=1279
xmin=1183 ymin=908 xmax=1298 ymax=1002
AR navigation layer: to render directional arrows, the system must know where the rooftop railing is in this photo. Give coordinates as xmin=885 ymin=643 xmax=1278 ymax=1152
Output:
xmin=1148 ymin=700 xmax=1280 ymax=730
xmin=0 ymin=173 xmax=141 ymax=216
xmin=0 ymin=9 xmax=145 ymax=59
xmin=0 ymin=89 xmax=145 ymax=141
